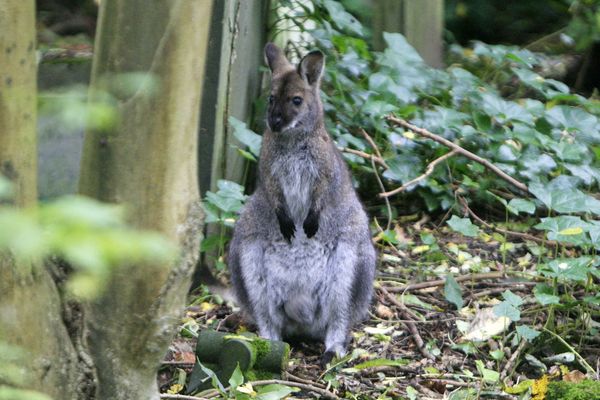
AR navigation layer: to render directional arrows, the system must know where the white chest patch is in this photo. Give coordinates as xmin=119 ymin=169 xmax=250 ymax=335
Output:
xmin=272 ymin=152 xmax=317 ymax=223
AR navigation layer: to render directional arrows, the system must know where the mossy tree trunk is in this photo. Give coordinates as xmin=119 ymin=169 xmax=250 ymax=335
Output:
xmin=78 ymin=1 xmax=211 ymax=399
xmin=0 ymin=2 xmax=83 ymax=399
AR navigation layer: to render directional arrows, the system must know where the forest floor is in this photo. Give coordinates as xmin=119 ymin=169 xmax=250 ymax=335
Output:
xmin=159 ymin=215 xmax=600 ymax=399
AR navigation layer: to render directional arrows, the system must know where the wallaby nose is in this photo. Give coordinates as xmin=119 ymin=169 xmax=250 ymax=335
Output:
xmin=270 ymin=114 xmax=283 ymax=132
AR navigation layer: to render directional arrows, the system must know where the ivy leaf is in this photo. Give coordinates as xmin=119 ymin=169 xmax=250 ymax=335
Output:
xmin=508 ymin=198 xmax=536 ymax=214
xmin=323 ymin=0 xmax=364 ymax=36
xmin=493 ymin=301 xmax=520 ymax=322
xmin=229 ymin=116 xmax=262 ymax=158
xmin=255 ymin=384 xmax=299 ymax=400
xmin=228 ymin=363 xmax=244 ymax=389
xmin=475 ymin=360 xmax=500 ymax=383
xmin=444 ymin=274 xmax=463 ymax=310
xmin=533 ymin=284 xmax=560 ymax=305
xmin=516 ymin=325 xmax=541 ymax=342
xmin=447 ymin=216 xmax=480 ymax=237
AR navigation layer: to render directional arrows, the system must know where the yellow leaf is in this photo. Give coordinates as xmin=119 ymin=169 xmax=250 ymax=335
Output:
xmin=411 ymin=245 xmax=430 ymax=254
xmin=558 ymin=227 xmax=583 ymax=235
xmin=200 ymin=302 xmax=215 ymax=312
xmin=167 ymin=384 xmax=183 ymax=394
xmin=532 ymin=374 xmax=549 ymax=400
xmin=504 ymin=379 xmax=533 ymax=394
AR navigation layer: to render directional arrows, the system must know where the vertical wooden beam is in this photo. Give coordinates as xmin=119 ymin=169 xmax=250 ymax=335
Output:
xmin=372 ymin=0 xmax=444 ymax=68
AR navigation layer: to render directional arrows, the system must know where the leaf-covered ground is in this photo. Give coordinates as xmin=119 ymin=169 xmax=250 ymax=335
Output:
xmin=160 ymin=216 xmax=600 ymax=399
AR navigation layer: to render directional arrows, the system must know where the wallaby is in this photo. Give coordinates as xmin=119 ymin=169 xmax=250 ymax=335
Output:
xmin=228 ymin=43 xmax=376 ymax=365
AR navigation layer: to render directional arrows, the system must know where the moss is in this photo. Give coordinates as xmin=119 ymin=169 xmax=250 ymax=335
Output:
xmin=251 ymin=337 xmax=271 ymax=363
xmin=546 ymin=380 xmax=600 ymax=400
xmin=244 ymin=369 xmax=274 ymax=381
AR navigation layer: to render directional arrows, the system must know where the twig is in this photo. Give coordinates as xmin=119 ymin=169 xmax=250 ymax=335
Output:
xmin=458 ymin=196 xmax=555 ymax=245
xmin=542 ymin=328 xmax=596 ymax=376
xmin=358 ymin=129 xmax=393 ymax=229
xmin=160 ymin=394 xmax=210 ymax=400
xmin=380 ymin=150 xmax=458 ymax=197
xmin=500 ymin=338 xmax=527 ymax=380
xmin=284 ymin=372 xmax=327 ymax=389
xmin=386 ymin=116 xmax=530 ymax=194
xmin=379 ymin=286 xmax=436 ymax=360
xmin=359 ymin=128 xmax=385 ymax=161
xmin=340 ymin=147 xmax=387 ymax=168
xmin=248 ymin=379 xmax=340 ymax=399
xmin=384 ymin=271 xmax=507 ymax=293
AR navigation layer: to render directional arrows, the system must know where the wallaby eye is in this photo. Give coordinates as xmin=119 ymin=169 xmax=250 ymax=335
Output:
xmin=292 ymin=96 xmax=303 ymax=106
xmin=268 ymin=95 xmax=274 ymax=104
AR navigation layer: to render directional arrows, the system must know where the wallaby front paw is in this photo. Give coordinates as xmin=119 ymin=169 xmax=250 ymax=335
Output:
xmin=276 ymin=209 xmax=295 ymax=242
xmin=319 ymin=351 xmax=336 ymax=368
xmin=303 ymin=209 xmax=319 ymax=238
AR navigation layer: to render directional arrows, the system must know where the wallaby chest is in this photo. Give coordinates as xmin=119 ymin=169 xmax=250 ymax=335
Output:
xmin=269 ymin=145 xmax=319 ymax=223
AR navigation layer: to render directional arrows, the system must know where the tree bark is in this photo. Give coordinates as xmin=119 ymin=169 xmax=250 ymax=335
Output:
xmin=79 ymin=1 xmax=210 ymax=399
xmin=0 ymin=2 xmax=83 ymax=399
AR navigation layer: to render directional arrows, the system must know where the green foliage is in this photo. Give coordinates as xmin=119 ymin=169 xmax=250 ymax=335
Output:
xmin=546 ymin=379 xmax=600 ymax=400
xmin=444 ymin=274 xmax=464 ymax=310
xmin=567 ymin=0 xmax=600 ymax=50
xmin=0 ymin=177 xmax=177 ymax=299
xmin=202 ymin=180 xmax=248 ymax=271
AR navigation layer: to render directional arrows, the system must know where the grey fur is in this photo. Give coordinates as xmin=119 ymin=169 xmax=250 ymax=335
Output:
xmin=228 ymin=43 xmax=376 ymax=358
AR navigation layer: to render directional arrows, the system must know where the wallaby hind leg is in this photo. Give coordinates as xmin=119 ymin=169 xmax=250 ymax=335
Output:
xmin=319 ymin=241 xmax=358 ymax=362
xmin=350 ymin=246 xmax=376 ymax=324
xmin=237 ymin=240 xmax=284 ymax=341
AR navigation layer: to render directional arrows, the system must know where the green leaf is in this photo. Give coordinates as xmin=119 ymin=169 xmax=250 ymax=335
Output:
xmin=533 ymin=284 xmax=560 ymax=305
xmin=444 ymin=274 xmax=463 ymax=310
xmin=493 ymin=301 xmax=520 ymax=322
xmin=447 ymin=216 xmax=480 ymax=237
xmin=541 ymin=257 xmax=593 ymax=282
xmin=0 ymin=386 xmax=53 ymax=400
xmin=475 ymin=360 xmax=500 ymax=383
xmin=353 ymin=358 xmax=408 ymax=369
xmin=323 ymin=0 xmax=364 ymax=36
xmin=228 ymin=363 xmax=244 ymax=389
xmin=502 ymin=290 xmax=524 ymax=307
xmin=229 ymin=116 xmax=262 ymax=158
xmin=508 ymin=198 xmax=535 ymax=214
xmin=255 ymin=384 xmax=299 ymax=400
xmin=516 ymin=325 xmax=541 ymax=342
xmin=198 ymin=362 xmax=226 ymax=393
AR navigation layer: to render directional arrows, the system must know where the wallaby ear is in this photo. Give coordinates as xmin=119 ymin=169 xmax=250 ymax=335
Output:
xmin=265 ymin=42 xmax=292 ymax=75
xmin=298 ymin=50 xmax=325 ymax=86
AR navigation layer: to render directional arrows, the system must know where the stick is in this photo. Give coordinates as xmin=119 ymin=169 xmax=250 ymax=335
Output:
xmin=458 ymin=196 xmax=554 ymax=245
xmin=379 ymin=286 xmax=436 ymax=360
xmin=380 ymin=150 xmax=458 ymax=197
xmin=500 ymin=338 xmax=527 ymax=380
xmin=341 ymin=147 xmax=387 ymax=168
xmin=384 ymin=272 xmax=506 ymax=293
xmin=248 ymin=379 xmax=340 ymax=400
xmin=160 ymin=394 xmax=210 ymax=400
xmin=386 ymin=116 xmax=530 ymax=194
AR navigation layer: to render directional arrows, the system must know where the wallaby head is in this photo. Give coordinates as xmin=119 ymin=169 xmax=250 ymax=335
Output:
xmin=264 ymin=43 xmax=325 ymax=134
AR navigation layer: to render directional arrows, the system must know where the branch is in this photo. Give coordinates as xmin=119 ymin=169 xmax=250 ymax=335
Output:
xmin=457 ymin=196 xmax=552 ymax=245
xmin=378 ymin=286 xmax=436 ymax=361
xmin=386 ymin=116 xmax=530 ymax=194
xmin=380 ymin=150 xmax=458 ymax=198
xmin=383 ymin=272 xmax=506 ymax=293
xmin=340 ymin=147 xmax=387 ymax=168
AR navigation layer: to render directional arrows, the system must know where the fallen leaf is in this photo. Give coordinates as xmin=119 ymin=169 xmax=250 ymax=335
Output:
xmin=375 ymin=304 xmax=394 ymax=319
xmin=461 ymin=307 xmax=511 ymax=341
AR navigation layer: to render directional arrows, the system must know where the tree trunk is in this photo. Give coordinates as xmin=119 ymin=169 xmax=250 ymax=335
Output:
xmin=373 ymin=0 xmax=444 ymax=68
xmin=0 ymin=2 xmax=83 ymax=399
xmin=79 ymin=1 xmax=210 ymax=399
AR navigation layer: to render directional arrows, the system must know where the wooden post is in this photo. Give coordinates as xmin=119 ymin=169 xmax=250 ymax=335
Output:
xmin=373 ymin=0 xmax=444 ymax=68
